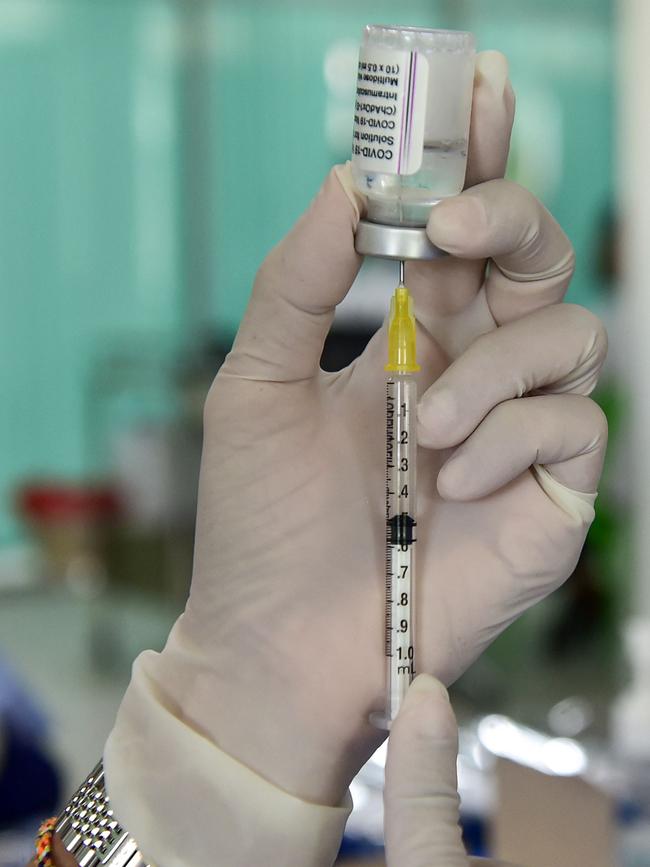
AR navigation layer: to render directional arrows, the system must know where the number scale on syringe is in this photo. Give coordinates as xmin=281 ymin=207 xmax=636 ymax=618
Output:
xmin=385 ymin=373 xmax=417 ymax=722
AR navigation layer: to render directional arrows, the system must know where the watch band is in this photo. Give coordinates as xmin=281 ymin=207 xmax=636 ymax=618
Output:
xmin=55 ymin=760 xmax=151 ymax=867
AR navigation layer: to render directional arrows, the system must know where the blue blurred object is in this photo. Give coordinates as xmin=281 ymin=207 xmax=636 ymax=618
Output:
xmin=0 ymin=722 xmax=60 ymax=830
xmin=0 ymin=657 xmax=48 ymax=744
xmin=0 ymin=655 xmax=60 ymax=829
xmin=337 ymin=835 xmax=384 ymax=860
xmin=461 ymin=812 xmax=488 ymax=857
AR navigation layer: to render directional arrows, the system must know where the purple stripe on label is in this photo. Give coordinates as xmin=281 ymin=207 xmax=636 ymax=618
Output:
xmin=399 ymin=54 xmax=410 ymax=173
xmin=406 ymin=52 xmax=418 ymax=169
xmin=398 ymin=58 xmax=409 ymax=174
xmin=399 ymin=52 xmax=417 ymax=175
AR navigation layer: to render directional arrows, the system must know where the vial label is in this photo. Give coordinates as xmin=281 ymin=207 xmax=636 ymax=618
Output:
xmin=352 ymin=49 xmax=428 ymax=176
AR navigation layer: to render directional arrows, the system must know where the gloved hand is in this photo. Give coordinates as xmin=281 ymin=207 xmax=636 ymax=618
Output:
xmin=105 ymin=49 xmax=607 ymax=867
xmin=385 ymin=674 xmax=520 ymax=867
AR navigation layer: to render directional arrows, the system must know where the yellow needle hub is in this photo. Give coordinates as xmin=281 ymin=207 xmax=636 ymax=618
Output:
xmin=385 ymin=284 xmax=420 ymax=373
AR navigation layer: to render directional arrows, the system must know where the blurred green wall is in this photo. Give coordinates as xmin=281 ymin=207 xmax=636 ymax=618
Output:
xmin=0 ymin=1 xmax=183 ymax=543
xmin=0 ymin=0 xmax=613 ymax=544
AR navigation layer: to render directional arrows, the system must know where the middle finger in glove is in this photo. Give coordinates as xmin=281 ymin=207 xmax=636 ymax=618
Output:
xmin=417 ymin=302 xmax=607 ymax=449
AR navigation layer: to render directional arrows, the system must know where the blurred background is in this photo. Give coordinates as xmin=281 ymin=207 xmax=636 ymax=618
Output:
xmin=0 ymin=0 xmax=645 ymax=864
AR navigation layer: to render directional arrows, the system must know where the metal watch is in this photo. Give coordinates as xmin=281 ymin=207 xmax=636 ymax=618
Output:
xmin=56 ymin=761 xmax=150 ymax=867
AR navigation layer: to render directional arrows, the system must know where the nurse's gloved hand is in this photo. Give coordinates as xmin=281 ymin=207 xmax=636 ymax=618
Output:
xmin=385 ymin=675 xmax=521 ymax=867
xmin=107 ymin=48 xmax=606 ymax=828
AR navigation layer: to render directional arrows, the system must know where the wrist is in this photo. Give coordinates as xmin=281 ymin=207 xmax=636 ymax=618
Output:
xmin=155 ymin=622 xmax=375 ymax=805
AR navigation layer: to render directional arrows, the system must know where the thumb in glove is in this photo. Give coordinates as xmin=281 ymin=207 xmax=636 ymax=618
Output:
xmin=384 ymin=674 xmax=520 ymax=867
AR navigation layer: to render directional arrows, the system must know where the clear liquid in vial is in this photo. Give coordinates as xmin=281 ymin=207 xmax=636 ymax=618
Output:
xmin=355 ymin=140 xmax=468 ymax=227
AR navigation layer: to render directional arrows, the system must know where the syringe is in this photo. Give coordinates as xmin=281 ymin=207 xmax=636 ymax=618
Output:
xmin=371 ymin=260 xmax=419 ymax=730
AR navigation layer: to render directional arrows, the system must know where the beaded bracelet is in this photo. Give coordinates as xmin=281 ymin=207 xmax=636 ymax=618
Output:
xmin=35 ymin=816 xmax=58 ymax=867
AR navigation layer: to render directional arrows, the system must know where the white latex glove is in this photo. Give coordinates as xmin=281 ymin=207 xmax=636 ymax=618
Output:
xmin=105 ymin=51 xmax=607 ymax=867
xmin=385 ymin=674 xmax=520 ymax=867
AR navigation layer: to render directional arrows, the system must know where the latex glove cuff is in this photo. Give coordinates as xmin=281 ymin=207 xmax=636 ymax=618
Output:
xmin=104 ymin=652 xmax=352 ymax=867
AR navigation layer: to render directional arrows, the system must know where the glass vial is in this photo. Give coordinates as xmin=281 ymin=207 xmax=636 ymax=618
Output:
xmin=351 ymin=25 xmax=476 ymax=228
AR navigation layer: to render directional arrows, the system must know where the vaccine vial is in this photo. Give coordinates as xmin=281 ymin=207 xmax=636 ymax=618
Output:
xmin=351 ymin=25 xmax=475 ymax=257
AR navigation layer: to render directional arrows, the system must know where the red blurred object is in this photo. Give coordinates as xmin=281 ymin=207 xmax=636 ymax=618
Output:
xmin=16 ymin=482 xmax=121 ymax=584
xmin=18 ymin=484 xmax=121 ymax=522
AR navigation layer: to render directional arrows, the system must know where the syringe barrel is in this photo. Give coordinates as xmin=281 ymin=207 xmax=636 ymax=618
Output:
xmin=377 ymin=372 xmax=417 ymax=728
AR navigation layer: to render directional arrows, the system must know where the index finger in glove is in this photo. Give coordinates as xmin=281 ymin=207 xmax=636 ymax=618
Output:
xmin=465 ymin=52 xmax=516 ymax=188
xmin=426 ymin=179 xmax=575 ymax=325
xmin=384 ymin=675 xmax=468 ymax=867
xmin=404 ymin=51 xmax=515 ymax=323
